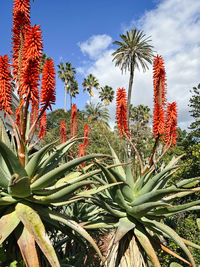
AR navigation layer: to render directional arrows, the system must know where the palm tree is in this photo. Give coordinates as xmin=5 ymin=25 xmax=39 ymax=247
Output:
xmin=70 ymin=78 xmax=79 ymax=109
xmin=112 ymin=29 xmax=154 ymax=124
xmin=82 ymin=74 xmax=99 ymax=102
xmin=99 ymin=85 xmax=114 ymax=105
xmin=83 ymin=102 xmax=110 ymax=123
xmin=57 ymin=62 xmax=76 ymax=112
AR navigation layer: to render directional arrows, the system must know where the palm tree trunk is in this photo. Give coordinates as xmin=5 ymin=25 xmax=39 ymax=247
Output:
xmin=127 ymin=61 xmax=134 ymax=128
xmin=64 ymin=89 xmax=67 ymax=112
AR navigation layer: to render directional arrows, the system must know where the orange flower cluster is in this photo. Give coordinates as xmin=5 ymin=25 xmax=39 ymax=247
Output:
xmin=165 ymin=102 xmax=178 ymax=147
xmin=20 ymin=25 xmax=43 ymax=104
xmin=152 ymin=55 xmax=167 ymax=138
xmin=0 ymin=55 xmax=13 ymax=115
xmin=116 ymin=88 xmax=129 ymax=137
xmin=12 ymin=0 xmax=31 ymax=80
xmin=83 ymin=124 xmax=89 ymax=147
xmin=38 ymin=111 xmax=47 ymax=139
xmin=60 ymin=121 xmax=67 ymax=143
xmin=71 ymin=104 xmax=77 ymax=137
xmin=41 ymin=59 xmax=56 ymax=111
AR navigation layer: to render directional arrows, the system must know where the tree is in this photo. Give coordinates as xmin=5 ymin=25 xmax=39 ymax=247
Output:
xmin=69 ymin=78 xmax=79 ymax=109
xmin=188 ymin=83 xmax=200 ymax=140
xmin=40 ymin=53 xmax=52 ymax=73
xmin=57 ymin=62 xmax=76 ymax=112
xmin=112 ymin=29 xmax=153 ymax=124
xmin=82 ymin=74 xmax=99 ymax=102
xmin=83 ymin=102 xmax=110 ymax=123
xmin=99 ymin=85 xmax=114 ymax=105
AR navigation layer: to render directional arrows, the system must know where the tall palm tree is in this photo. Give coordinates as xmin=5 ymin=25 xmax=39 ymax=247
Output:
xmin=83 ymin=102 xmax=110 ymax=123
xmin=57 ymin=62 xmax=76 ymax=112
xmin=70 ymin=78 xmax=79 ymax=109
xmin=82 ymin=74 xmax=99 ymax=102
xmin=112 ymin=29 xmax=154 ymax=124
xmin=99 ymin=85 xmax=114 ymax=105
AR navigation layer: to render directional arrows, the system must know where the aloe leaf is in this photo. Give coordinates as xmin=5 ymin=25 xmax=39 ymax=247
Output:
xmin=78 ymin=182 xmax=122 ymax=196
xmin=0 ymin=165 xmax=10 ymax=188
xmin=182 ymin=237 xmax=200 ymax=250
xmin=143 ymin=219 xmax=196 ymax=267
xmin=109 ymin=144 xmax=126 ymax=180
xmin=15 ymin=203 xmax=60 ymax=267
xmin=126 ymin=202 xmax=171 ymax=218
xmin=8 ymin=175 xmax=31 ymax=198
xmin=0 ymin=140 xmax=27 ymax=178
xmin=32 ymin=180 xmax=96 ymax=203
xmin=0 ymin=207 xmax=20 ymax=244
xmin=37 ymin=206 xmax=103 ymax=260
xmin=0 ymin=195 xmax=18 ymax=205
xmin=134 ymin=226 xmax=161 ymax=267
xmin=31 ymin=154 xmax=105 ymax=190
xmin=170 ymin=263 xmax=184 ymax=267
xmin=130 ymin=187 xmax=182 ymax=207
xmin=125 ymin=159 xmax=135 ymax=190
xmin=175 ymin=176 xmax=200 ymax=188
xmin=139 ymin=166 xmax=177 ymax=195
xmin=16 ymin=226 xmax=39 ymax=267
xmin=197 ymin=218 xmax=200 ymax=231
xmin=164 ymin=188 xmax=200 ymax=202
xmin=108 ymin=167 xmax=134 ymax=202
xmin=25 ymin=140 xmax=57 ymax=178
xmin=83 ymin=222 xmax=118 ymax=229
xmin=0 ymin=117 xmax=11 ymax=148
xmin=114 ymin=217 xmax=135 ymax=243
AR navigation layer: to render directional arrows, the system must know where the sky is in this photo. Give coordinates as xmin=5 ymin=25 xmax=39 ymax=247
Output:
xmin=0 ymin=0 xmax=200 ymax=130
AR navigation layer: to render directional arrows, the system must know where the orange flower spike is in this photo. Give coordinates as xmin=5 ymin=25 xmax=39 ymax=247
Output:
xmin=83 ymin=124 xmax=89 ymax=147
xmin=79 ymin=143 xmax=85 ymax=167
xmin=31 ymin=101 xmax=39 ymax=128
xmin=116 ymin=88 xmax=130 ymax=137
xmin=165 ymin=102 xmax=178 ymax=147
xmin=60 ymin=121 xmax=67 ymax=143
xmin=12 ymin=0 xmax=31 ymax=80
xmin=0 ymin=55 xmax=13 ymax=115
xmin=71 ymin=104 xmax=77 ymax=137
xmin=40 ymin=59 xmax=56 ymax=111
xmin=20 ymin=25 xmax=43 ymax=102
xmin=38 ymin=111 xmax=47 ymax=139
xmin=152 ymin=55 xmax=167 ymax=138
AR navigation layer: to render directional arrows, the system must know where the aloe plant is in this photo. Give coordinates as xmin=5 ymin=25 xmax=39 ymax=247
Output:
xmin=81 ymin=145 xmax=200 ymax=267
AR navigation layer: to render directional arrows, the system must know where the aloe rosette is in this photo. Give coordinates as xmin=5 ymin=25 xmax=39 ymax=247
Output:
xmin=84 ymin=146 xmax=200 ymax=267
xmin=0 ymin=125 xmax=109 ymax=266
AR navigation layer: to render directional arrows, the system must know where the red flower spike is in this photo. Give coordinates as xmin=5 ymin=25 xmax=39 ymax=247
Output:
xmin=40 ymin=59 xmax=56 ymax=111
xmin=83 ymin=124 xmax=89 ymax=147
xmin=116 ymin=88 xmax=130 ymax=137
xmin=38 ymin=111 xmax=47 ymax=139
xmin=165 ymin=102 xmax=178 ymax=147
xmin=60 ymin=121 xmax=67 ymax=143
xmin=71 ymin=104 xmax=77 ymax=137
xmin=12 ymin=0 xmax=31 ymax=80
xmin=152 ymin=55 xmax=167 ymax=138
xmin=79 ymin=143 xmax=85 ymax=167
xmin=0 ymin=55 xmax=13 ymax=115
xmin=19 ymin=25 xmax=43 ymax=103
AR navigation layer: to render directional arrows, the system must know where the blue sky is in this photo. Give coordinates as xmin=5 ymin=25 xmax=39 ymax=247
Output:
xmin=0 ymin=0 xmax=200 ymax=129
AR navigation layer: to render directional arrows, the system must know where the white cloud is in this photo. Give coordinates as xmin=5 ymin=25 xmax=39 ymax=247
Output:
xmin=78 ymin=34 xmax=112 ymax=59
xmin=78 ymin=0 xmax=200 ymax=130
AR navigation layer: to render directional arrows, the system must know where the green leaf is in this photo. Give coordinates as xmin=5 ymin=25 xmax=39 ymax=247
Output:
xmin=31 ymin=180 xmax=96 ymax=203
xmin=31 ymin=154 xmax=105 ymax=190
xmin=25 ymin=140 xmax=57 ymax=178
xmin=114 ymin=217 xmax=135 ymax=243
xmin=134 ymin=226 xmax=161 ymax=267
xmin=8 ymin=175 xmax=31 ymax=198
xmin=109 ymin=144 xmax=126 ymax=180
xmin=15 ymin=203 xmax=60 ymax=267
xmin=182 ymin=237 xmax=200 ymax=250
xmin=197 ymin=218 xmax=200 ymax=231
xmin=0 ymin=207 xmax=20 ymax=245
xmin=16 ymin=226 xmax=39 ymax=267
xmin=0 ymin=140 xmax=27 ymax=178
xmin=0 ymin=165 xmax=10 ymax=188
xmin=0 ymin=195 xmax=18 ymax=206
xmin=78 ymin=182 xmax=122 ymax=196
xmin=143 ymin=219 xmax=196 ymax=267
xmin=170 ymin=263 xmax=184 ymax=267
xmin=37 ymin=206 xmax=103 ymax=260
